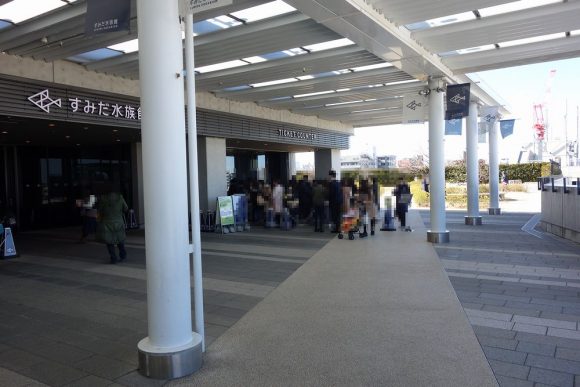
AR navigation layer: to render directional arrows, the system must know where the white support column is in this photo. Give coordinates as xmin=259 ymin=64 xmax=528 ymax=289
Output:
xmin=136 ymin=0 xmax=202 ymax=380
xmin=427 ymin=78 xmax=449 ymax=243
xmin=488 ymin=121 xmax=501 ymax=215
xmin=185 ymin=13 xmax=205 ymax=352
xmin=465 ymin=101 xmax=482 ymax=225
xmin=288 ymin=152 xmax=297 ymax=178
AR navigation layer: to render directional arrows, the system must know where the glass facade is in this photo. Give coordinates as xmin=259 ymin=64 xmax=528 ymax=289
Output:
xmin=17 ymin=145 xmax=132 ymax=229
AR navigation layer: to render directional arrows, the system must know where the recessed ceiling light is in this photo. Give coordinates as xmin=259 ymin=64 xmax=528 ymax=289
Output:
xmin=65 ymin=135 xmax=70 ymax=139
xmin=1 ymin=131 xmax=7 ymax=134
xmin=83 ymin=126 xmax=88 ymax=130
xmin=76 ymin=143 xmax=80 ymax=146
xmin=116 ymin=139 xmax=121 ymax=142
xmin=113 ymin=129 xmax=118 ymax=132
xmin=48 ymin=123 xmax=56 ymax=127
xmin=25 ymin=140 xmax=31 ymax=143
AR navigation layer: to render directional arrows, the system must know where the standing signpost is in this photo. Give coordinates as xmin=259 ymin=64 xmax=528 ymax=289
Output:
xmin=180 ymin=0 xmax=232 ymax=353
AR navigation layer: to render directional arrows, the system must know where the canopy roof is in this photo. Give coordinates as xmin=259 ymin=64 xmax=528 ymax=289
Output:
xmin=1 ymin=0 xmax=577 ymax=127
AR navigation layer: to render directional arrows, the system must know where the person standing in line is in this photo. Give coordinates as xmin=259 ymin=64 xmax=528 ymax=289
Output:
xmin=272 ymin=180 xmax=284 ymax=226
xmin=312 ymin=180 xmax=327 ymax=232
xmin=96 ymin=183 xmax=129 ymax=264
xmin=328 ymin=170 xmax=343 ymax=233
xmin=394 ymin=177 xmax=411 ymax=230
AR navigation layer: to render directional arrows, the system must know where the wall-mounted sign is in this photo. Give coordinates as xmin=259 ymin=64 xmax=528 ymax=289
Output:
xmin=277 ymin=129 xmax=317 ymax=141
xmin=27 ymin=89 xmax=141 ymax=121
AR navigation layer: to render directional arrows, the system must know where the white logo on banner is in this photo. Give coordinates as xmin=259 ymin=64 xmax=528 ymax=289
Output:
xmin=27 ymin=89 xmax=62 ymax=113
xmin=449 ymin=94 xmax=466 ymax=104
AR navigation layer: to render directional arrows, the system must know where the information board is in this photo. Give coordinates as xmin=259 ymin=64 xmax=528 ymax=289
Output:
xmin=217 ymin=196 xmax=234 ymax=226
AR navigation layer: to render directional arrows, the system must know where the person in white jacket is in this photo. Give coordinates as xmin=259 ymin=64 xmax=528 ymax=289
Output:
xmin=272 ymin=180 xmax=284 ymax=226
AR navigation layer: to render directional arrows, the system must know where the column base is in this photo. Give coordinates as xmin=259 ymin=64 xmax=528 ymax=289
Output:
xmin=427 ymin=230 xmax=450 ymax=243
xmin=488 ymin=208 xmax=501 ymax=215
xmin=464 ymin=216 xmax=483 ymax=226
xmin=138 ymin=333 xmax=203 ymax=380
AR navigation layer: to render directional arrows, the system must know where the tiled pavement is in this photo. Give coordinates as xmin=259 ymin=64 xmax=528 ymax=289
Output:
xmin=0 ymin=226 xmax=332 ymax=386
xmin=421 ymin=210 xmax=580 ymax=387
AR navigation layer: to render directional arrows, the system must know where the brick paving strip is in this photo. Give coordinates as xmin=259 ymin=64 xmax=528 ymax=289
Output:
xmin=422 ymin=210 xmax=580 ymax=387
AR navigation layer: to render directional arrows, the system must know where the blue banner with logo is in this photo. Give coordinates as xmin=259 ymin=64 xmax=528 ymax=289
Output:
xmin=85 ymin=0 xmax=131 ymax=36
xmin=445 ymin=83 xmax=470 ymax=120
xmin=444 ymin=118 xmax=462 ymax=135
xmin=500 ymin=119 xmax=515 ymax=139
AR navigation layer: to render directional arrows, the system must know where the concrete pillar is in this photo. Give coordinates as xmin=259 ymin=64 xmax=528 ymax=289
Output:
xmin=315 ymin=149 xmax=341 ymax=180
xmin=465 ymin=101 xmax=482 ymax=225
xmin=427 ymin=78 xmax=449 ymax=243
xmin=288 ymin=152 xmax=297 ymax=178
xmin=198 ymin=136 xmax=227 ymax=212
xmin=136 ymin=0 xmax=201 ymax=379
xmin=488 ymin=121 xmax=501 ymax=215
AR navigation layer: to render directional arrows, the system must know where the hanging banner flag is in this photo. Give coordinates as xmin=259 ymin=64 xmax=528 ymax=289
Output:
xmin=500 ymin=119 xmax=515 ymax=138
xmin=444 ymin=118 xmax=462 ymax=135
xmin=480 ymin=106 xmax=501 ymax=124
xmin=445 ymin=83 xmax=470 ymax=120
xmin=85 ymin=0 xmax=131 ymax=36
xmin=478 ymin=122 xmax=489 ymax=144
xmin=402 ymin=94 xmax=427 ymax=124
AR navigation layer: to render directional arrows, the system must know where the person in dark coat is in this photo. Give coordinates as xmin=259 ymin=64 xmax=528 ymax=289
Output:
xmin=97 ymin=184 xmax=129 ymax=264
xmin=312 ymin=180 xmax=327 ymax=232
xmin=394 ymin=178 xmax=411 ymax=230
xmin=328 ymin=170 xmax=342 ymax=233
xmin=298 ymin=175 xmax=313 ymax=222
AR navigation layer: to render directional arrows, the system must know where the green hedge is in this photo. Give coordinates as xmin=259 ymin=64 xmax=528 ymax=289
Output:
xmin=443 ymin=161 xmax=551 ymax=183
xmin=499 ymin=162 xmax=551 ymax=182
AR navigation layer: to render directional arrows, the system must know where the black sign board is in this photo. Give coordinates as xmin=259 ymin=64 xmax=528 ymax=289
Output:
xmin=85 ymin=0 xmax=131 ymax=36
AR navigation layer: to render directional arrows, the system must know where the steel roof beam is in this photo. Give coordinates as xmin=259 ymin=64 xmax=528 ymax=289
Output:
xmin=215 ymin=67 xmax=412 ymax=101
xmin=258 ymin=81 xmax=423 ymax=108
xmin=366 ymin=0 xmax=507 ymax=26
xmin=444 ymin=35 xmax=580 ymax=74
xmin=413 ymin=1 xmax=580 ymax=53
xmin=291 ymin=98 xmax=402 ymax=116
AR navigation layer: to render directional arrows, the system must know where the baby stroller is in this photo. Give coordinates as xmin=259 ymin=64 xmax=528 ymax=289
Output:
xmin=338 ymin=208 xmax=360 ymax=240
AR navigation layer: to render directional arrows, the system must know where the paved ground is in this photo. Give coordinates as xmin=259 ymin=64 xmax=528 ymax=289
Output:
xmin=0 ymin=226 xmax=332 ymax=386
xmin=421 ymin=209 xmax=580 ymax=387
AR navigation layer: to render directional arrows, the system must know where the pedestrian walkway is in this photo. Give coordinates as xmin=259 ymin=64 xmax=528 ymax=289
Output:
xmin=171 ymin=211 xmax=496 ymax=386
xmin=0 ymin=226 xmax=332 ymax=386
xmin=421 ymin=210 xmax=580 ymax=387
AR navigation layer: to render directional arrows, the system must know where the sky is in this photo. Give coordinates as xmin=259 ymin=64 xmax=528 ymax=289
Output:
xmin=297 ymin=57 xmax=580 ymax=168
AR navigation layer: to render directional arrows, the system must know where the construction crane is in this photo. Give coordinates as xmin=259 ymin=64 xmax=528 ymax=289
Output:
xmin=533 ymin=69 xmax=557 ymax=161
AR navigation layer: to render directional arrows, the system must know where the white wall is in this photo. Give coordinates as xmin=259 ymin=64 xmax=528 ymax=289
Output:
xmin=198 ymin=137 xmax=227 ymax=212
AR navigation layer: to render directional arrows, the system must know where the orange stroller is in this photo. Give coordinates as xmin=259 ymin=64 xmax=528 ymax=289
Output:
xmin=337 ymin=208 xmax=360 ymax=240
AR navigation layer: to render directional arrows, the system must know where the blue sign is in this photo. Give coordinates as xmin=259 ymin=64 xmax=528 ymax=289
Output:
xmin=445 ymin=118 xmax=462 ymax=135
xmin=500 ymin=119 xmax=515 ymax=139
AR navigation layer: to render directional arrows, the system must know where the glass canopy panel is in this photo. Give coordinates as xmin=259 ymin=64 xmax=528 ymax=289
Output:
xmin=303 ymin=38 xmax=354 ymax=52
xmin=230 ymin=0 xmax=295 ymax=23
xmin=0 ymin=19 xmax=11 ymax=30
xmin=108 ymin=39 xmax=139 ymax=54
xmin=0 ymin=0 xmax=67 ymax=24
xmin=67 ymin=48 xmax=122 ymax=64
xmin=478 ymin=0 xmax=560 ymax=17
xmin=251 ymin=78 xmax=297 ymax=88
xmin=196 ymin=59 xmax=248 ymax=73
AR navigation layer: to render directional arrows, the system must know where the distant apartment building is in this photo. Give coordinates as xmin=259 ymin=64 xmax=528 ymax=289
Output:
xmin=341 ymin=153 xmax=376 ymax=169
xmin=377 ymin=155 xmax=397 ymax=169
